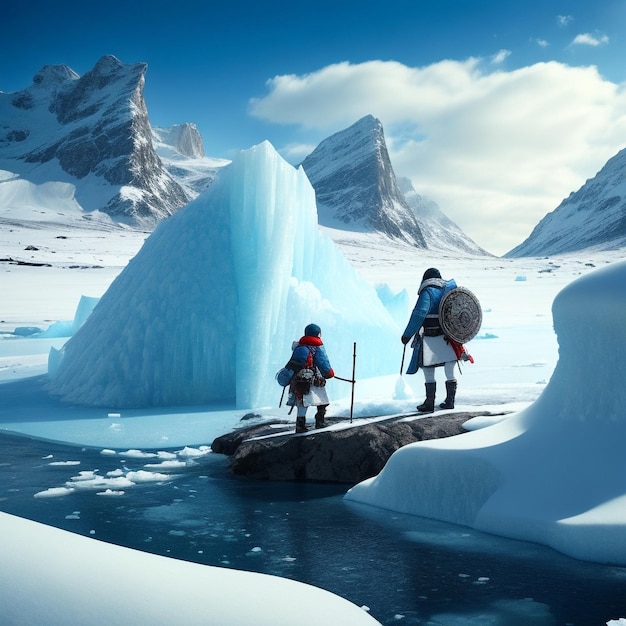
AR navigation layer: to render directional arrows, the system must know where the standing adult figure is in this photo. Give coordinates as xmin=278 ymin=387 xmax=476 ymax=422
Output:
xmin=286 ymin=323 xmax=335 ymax=432
xmin=401 ymin=268 xmax=459 ymax=412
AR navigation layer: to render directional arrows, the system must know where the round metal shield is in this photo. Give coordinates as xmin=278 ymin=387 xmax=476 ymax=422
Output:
xmin=439 ymin=287 xmax=482 ymax=343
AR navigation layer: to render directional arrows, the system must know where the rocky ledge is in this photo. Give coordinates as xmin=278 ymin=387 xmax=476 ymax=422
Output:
xmin=211 ymin=411 xmax=497 ymax=484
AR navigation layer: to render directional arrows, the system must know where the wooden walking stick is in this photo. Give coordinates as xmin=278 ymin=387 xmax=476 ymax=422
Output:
xmin=349 ymin=342 xmax=356 ymax=423
xmin=333 ymin=343 xmax=357 ymax=422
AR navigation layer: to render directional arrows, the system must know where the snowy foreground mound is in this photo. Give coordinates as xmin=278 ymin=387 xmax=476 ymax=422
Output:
xmin=47 ymin=141 xmax=400 ymax=409
xmin=0 ymin=512 xmax=379 ymax=625
xmin=346 ymin=260 xmax=626 ymax=565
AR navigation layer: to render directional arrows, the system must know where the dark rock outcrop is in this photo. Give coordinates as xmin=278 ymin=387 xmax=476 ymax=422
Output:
xmin=211 ymin=420 xmax=291 ymax=455
xmin=213 ymin=412 xmax=493 ymax=484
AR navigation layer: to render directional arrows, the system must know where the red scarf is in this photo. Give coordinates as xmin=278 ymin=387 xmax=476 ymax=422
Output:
xmin=298 ymin=336 xmax=323 ymax=347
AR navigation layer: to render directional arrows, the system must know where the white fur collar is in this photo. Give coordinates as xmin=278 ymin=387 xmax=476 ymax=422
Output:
xmin=418 ymin=277 xmax=446 ymax=294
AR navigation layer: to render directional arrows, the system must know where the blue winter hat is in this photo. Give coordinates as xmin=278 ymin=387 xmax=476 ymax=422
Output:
xmin=304 ymin=323 xmax=321 ymax=337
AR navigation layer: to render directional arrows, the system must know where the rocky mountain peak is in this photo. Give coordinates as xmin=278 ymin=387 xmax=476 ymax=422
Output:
xmin=300 ymin=115 xmax=427 ymax=247
xmin=51 ymin=55 xmax=147 ymax=124
xmin=0 ymin=55 xmax=188 ymax=225
xmin=92 ymin=54 xmax=135 ymax=77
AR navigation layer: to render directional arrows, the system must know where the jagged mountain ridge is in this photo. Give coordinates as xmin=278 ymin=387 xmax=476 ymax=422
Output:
xmin=0 ymin=55 xmax=188 ymax=226
xmin=1 ymin=57 xmax=490 ymax=256
xmin=300 ymin=115 xmax=427 ymax=248
xmin=507 ymin=146 xmax=626 ymax=257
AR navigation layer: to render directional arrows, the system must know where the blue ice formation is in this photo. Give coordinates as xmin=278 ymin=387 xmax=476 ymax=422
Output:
xmin=48 ymin=142 xmax=401 ymax=408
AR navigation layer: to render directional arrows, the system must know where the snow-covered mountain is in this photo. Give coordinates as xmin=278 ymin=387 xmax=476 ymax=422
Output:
xmin=152 ymin=124 xmax=229 ymax=198
xmin=300 ymin=115 xmax=487 ymax=255
xmin=507 ymin=146 xmax=626 ymax=257
xmin=300 ymin=115 xmax=427 ymax=248
xmin=1 ymin=57 xmax=489 ymax=256
xmin=0 ymin=55 xmax=189 ymax=226
xmin=397 ymin=177 xmax=490 ymax=255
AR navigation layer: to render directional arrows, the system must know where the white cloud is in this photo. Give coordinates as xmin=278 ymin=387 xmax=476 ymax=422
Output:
xmin=535 ymin=38 xmax=550 ymax=48
xmin=280 ymin=142 xmax=317 ymax=163
xmin=249 ymin=59 xmax=626 ymax=256
xmin=491 ymin=49 xmax=511 ymax=64
xmin=557 ymin=14 xmax=573 ymax=27
xmin=572 ymin=33 xmax=610 ymax=47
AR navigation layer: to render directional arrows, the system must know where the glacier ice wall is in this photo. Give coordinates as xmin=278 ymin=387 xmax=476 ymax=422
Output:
xmin=48 ymin=141 xmax=401 ymax=408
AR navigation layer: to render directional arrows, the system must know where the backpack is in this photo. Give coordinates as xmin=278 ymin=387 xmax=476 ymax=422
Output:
xmin=275 ymin=345 xmax=316 ymax=388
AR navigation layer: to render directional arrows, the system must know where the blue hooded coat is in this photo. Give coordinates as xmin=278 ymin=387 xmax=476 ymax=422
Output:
xmin=402 ymin=277 xmax=457 ymax=374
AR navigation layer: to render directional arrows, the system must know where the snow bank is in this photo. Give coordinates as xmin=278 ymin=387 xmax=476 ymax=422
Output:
xmin=0 ymin=512 xmax=380 ymax=625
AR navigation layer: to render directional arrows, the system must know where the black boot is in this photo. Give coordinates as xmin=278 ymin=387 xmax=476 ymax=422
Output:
xmin=295 ymin=416 xmax=308 ymax=433
xmin=417 ymin=382 xmax=436 ymax=413
xmin=439 ymin=379 xmax=457 ymax=409
xmin=315 ymin=405 xmax=327 ymax=429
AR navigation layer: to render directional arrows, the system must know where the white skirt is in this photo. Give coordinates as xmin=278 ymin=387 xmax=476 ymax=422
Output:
xmin=302 ymin=384 xmax=330 ymax=407
xmin=422 ymin=335 xmax=457 ymax=367
xmin=287 ymin=383 xmax=330 ymax=407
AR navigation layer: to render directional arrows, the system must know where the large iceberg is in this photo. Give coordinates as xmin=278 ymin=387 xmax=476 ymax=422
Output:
xmin=346 ymin=260 xmax=626 ymax=565
xmin=48 ymin=142 xmax=401 ymax=408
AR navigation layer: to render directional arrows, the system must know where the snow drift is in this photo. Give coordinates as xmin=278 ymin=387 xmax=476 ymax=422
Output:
xmin=0 ymin=512 xmax=380 ymax=625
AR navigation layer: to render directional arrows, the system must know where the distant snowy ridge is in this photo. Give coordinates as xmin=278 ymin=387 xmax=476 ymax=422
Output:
xmin=1 ymin=56 xmax=489 ymax=256
xmin=152 ymin=123 xmax=230 ymax=198
xmin=0 ymin=55 xmax=188 ymax=226
xmin=507 ymin=145 xmax=626 ymax=256
xmin=153 ymin=123 xmax=205 ymax=159
xmin=398 ymin=177 xmax=491 ymax=255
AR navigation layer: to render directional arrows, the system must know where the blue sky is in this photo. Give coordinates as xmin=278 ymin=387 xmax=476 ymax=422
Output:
xmin=3 ymin=0 xmax=626 ymax=254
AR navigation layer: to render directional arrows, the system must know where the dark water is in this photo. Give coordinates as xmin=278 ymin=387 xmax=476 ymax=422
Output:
xmin=1 ymin=431 xmax=625 ymax=625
